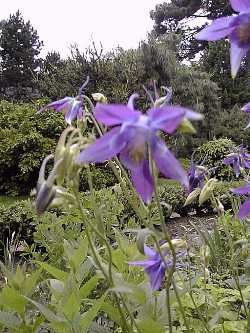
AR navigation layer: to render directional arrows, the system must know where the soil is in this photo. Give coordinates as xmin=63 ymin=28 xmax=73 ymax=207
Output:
xmin=166 ymin=214 xmax=217 ymax=246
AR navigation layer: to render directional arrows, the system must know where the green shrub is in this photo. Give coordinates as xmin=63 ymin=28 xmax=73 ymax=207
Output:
xmin=0 ymin=99 xmax=66 ymax=195
xmin=195 ymin=138 xmax=236 ymax=181
xmin=0 ymin=199 xmax=37 ymax=245
xmin=79 ymin=165 xmax=117 ymax=191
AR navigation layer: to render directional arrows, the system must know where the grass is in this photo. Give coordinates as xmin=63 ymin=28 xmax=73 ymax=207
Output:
xmin=0 ymin=195 xmax=28 ymax=206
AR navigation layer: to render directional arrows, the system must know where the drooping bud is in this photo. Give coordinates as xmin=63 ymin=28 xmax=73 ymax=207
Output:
xmin=199 ymin=178 xmax=218 ymax=206
xmin=36 ymin=182 xmax=57 ymax=213
xmin=184 ymin=188 xmax=201 ymax=206
xmin=92 ymin=93 xmax=108 ymax=104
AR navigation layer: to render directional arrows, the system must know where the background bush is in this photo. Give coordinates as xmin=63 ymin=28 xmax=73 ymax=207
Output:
xmin=195 ymin=138 xmax=236 ymax=181
xmin=0 ymin=100 xmax=65 ymax=195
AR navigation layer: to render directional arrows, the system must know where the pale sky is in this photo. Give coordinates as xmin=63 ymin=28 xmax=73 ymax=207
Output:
xmin=1 ymin=0 xmax=162 ymax=58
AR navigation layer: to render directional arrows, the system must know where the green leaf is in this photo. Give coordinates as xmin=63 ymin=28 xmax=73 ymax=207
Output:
xmin=100 ymin=301 xmax=122 ymax=326
xmin=80 ymin=294 xmax=106 ymax=331
xmin=23 ymin=267 xmax=43 ymax=296
xmin=0 ymin=287 xmax=27 ymax=314
xmin=26 ymin=297 xmax=67 ymax=324
xmin=36 ymin=261 xmax=68 ymax=281
xmin=0 ymin=311 xmax=21 ymax=328
xmin=79 ymin=276 xmax=100 ymax=299
xmin=63 ymin=292 xmax=80 ymax=321
xmin=136 ymin=318 xmax=165 ymax=333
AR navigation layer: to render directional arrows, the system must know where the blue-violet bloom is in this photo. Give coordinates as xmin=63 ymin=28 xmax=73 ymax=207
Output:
xmin=242 ymin=102 xmax=250 ymax=128
xmin=188 ymin=160 xmax=208 ymax=193
xmin=76 ymin=94 xmax=202 ymax=203
xmin=39 ymin=96 xmax=84 ymax=125
xmin=129 ymin=245 xmax=185 ymax=291
xmin=232 ymin=181 xmax=250 ymax=219
xmin=195 ymin=0 xmax=250 ymax=77
xmin=224 ymin=146 xmax=250 ymax=176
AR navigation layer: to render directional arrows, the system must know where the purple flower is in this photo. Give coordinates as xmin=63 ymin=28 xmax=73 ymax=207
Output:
xmin=188 ymin=161 xmax=207 ymax=193
xmin=242 ymin=102 xmax=250 ymax=128
xmin=224 ymin=146 xmax=250 ymax=176
xmin=232 ymin=181 xmax=250 ymax=218
xmin=129 ymin=245 xmax=185 ymax=291
xmin=195 ymin=0 xmax=250 ymax=77
xmin=39 ymin=96 xmax=84 ymax=125
xmin=76 ymin=94 xmax=202 ymax=203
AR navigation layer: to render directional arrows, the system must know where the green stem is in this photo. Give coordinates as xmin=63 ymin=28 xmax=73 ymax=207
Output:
xmin=86 ymin=165 xmax=114 ymax=285
xmin=73 ymin=188 xmax=109 ymax=282
xmin=148 ymin=147 xmax=176 ymax=333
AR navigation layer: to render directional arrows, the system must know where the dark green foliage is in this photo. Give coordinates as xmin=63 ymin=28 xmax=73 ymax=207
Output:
xmin=0 ymin=100 xmax=66 ymax=195
xmin=214 ymin=105 xmax=250 ymax=146
xmin=195 ymin=138 xmax=236 ymax=181
xmin=0 ymin=199 xmax=36 ymax=246
xmin=150 ymin=0 xmax=233 ymax=60
xmin=0 ymin=11 xmax=42 ymax=91
xmin=79 ymin=165 xmax=117 ymax=192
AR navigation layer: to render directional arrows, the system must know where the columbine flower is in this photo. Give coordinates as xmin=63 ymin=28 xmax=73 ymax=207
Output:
xmin=242 ymin=102 xmax=250 ymax=128
xmin=76 ymin=94 xmax=202 ymax=203
xmin=224 ymin=146 xmax=250 ymax=176
xmin=195 ymin=0 xmax=250 ymax=78
xmin=188 ymin=161 xmax=207 ymax=193
xmin=129 ymin=245 xmax=185 ymax=291
xmin=38 ymin=96 xmax=83 ymax=125
xmin=232 ymin=181 xmax=250 ymax=219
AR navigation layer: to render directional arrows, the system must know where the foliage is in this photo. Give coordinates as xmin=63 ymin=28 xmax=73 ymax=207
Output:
xmin=0 ymin=11 xmax=43 ymax=92
xmin=0 ymin=100 xmax=65 ymax=195
xmin=80 ymin=165 xmax=117 ymax=192
xmin=195 ymin=138 xmax=236 ymax=181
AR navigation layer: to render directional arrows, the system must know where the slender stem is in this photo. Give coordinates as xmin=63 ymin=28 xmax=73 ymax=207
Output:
xmin=148 ymin=147 xmax=176 ymax=333
xmin=86 ymin=165 xmax=113 ymax=285
xmin=73 ymin=188 xmax=109 ymax=281
xmin=172 ymin=280 xmax=191 ymax=332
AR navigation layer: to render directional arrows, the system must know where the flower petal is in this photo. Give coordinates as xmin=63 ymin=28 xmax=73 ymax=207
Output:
xmin=230 ymin=42 xmax=247 ymax=78
xmin=76 ymin=127 xmax=123 ymax=164
xmin=153 ymin=139 xmax=188 ymax=188
xmin=242 ymin=102 xmax=250 ymax=113
xmin=195 ymin=16 xmax=236 ymax=41
xmin=145 ymin=263 xmax=166 ymax=291
xmin=232 ymin=183 xmax=250 ymax=195
xmin=238 ymin=197 xmax=250 ymax=219
xmin=64 ymin=101 xmax=82 ymax=125
xmin=127 ymin=93 xmax=139 ymax=110
xmin=148 ymin=106 xmax=186 ymax=134
xmin=38 ymin=97 xmax=73 ymax=113
xmin=144 ymin=245 xmax=156 ymax=257
xmin=230 ymin=0 xmax=250 ymax=12
xmin=94 ymin=103 xmax=139 ymax=126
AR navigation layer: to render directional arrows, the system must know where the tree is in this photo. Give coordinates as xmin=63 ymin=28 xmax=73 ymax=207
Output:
xmin=150 ymin=0 xmax=233 ymax=60
xmin=0 ymin=10 xmax=43 ymax=89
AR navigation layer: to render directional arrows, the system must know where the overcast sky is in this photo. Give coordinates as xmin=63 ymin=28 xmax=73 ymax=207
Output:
xmin=1 ymin=0 xmax=162 ymax=58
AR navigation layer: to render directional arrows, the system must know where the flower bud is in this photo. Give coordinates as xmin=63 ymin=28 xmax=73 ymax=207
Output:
xmin=92 ymin=93 xmax=108 ymax=104
xmin=36 ymin=182 xmax=56 ymax=213
xmin=178 ymin=118 xmax=196 ymax=134
xmin=160 ymin=238 xmax=187 ymax=250
xmin=199 ymin=178 xmax=218 ymax=205
xmin=184 ymin=188 xmax=201 ymax=206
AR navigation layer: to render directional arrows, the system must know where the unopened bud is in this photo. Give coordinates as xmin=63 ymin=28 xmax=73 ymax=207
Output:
xmin=154 ymin=97 xmax=167 ymax=108
xmin=92 ymin=93 xmax=107 ymax=104
xmin=160 ymin=238 xmax=187 ymax=250
xmin=36 ymin=183 xmax=56 ymax=214
xmin=199 ymin=178 xmax=218 ymax=206
xmin=184 ymin=188 xmax=201 ymax=206
xmin=178 ymin=118 xmax=196 ymax=134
